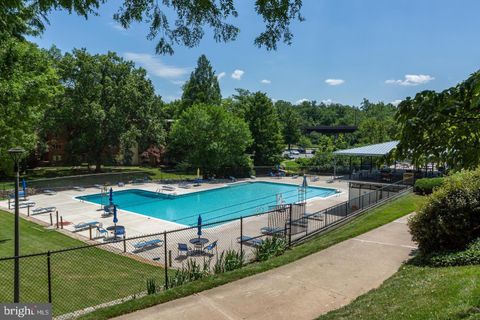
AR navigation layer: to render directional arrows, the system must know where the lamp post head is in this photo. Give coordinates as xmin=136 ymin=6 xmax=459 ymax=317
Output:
xmin=8 ymin=147 xmax=25 ymax=164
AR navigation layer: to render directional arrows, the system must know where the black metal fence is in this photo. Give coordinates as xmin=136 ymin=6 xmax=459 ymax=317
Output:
xmin=0 ymin=180 xmax=412 ymax=319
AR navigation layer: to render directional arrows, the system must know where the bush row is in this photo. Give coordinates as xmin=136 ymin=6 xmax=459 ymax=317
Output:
xmin=414 ymin=177 xmax=445 ymax=194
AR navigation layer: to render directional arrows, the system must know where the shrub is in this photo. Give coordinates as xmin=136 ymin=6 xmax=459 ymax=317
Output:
xmin=213 ymin=249 xmax=244 ymax=274
xmin=408 ymin=169 xmax=480 ymax=253
xmin=167 ymin=259 xmax=210 ymax=289
xmin=414 ymin=177 xmax=445 ymax=194
xmin=146 ymin=278 xmax=157 ymax=295
xmin=427 ymin=238 xmax=480 ymax=267
xmin=255 ymin=237 xmax=287 ymax=262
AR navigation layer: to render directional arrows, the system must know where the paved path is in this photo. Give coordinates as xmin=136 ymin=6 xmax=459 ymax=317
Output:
xmin=115 ymin=214 xmax=416 ymax=320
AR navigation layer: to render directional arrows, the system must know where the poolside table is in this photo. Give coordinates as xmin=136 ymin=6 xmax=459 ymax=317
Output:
xmin=189 ymin=237 xmax=209 ymax=255
xmin=105 ymin=225 xmax=125 ymax=241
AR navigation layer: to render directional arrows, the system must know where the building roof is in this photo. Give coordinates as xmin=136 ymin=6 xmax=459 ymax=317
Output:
xmin=304 ymin=125 xmax=358 ymax=134
xmin=333 ymin=141 xmax=399 ymax=157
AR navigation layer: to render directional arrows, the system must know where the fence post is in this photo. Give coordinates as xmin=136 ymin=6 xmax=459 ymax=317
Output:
xmin=123 ymin=235 xmax=127 ymax=253
xmin=55 ymin=211 xmax=59 ymax=229
xmin=168 ymin=250 xmax=172 ymax=268
xmin=164 ymin=231 xmax=168 ymax=290
xmin=49 ymin=213 xmax=53 ymax=226
xmin=47 ymin=251 xmax=52 ymax=303
xmin=60 ymin=216 xmax=63 ymax=229
xmin=240 ymin=216 xmax=243 ymax=255
xmin=8 ymin=198 xmax=10 ymax=210
xmin=27 ymin=206 xmax=30 ymax=217
xmin=288 ymin=204 xmax=293 ymax=247
xmin=89 ymin=225 xmax=92 ymax=240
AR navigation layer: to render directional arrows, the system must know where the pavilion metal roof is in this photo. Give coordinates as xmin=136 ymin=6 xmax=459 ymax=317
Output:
xmin=333 ymin=141 xmax=399 ymax=157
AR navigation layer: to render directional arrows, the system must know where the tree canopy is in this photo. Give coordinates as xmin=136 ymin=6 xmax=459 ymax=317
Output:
xmin=396 ymin=70 xmax=480 ymax=170
xmin=44 ymin=49 xmax=165 ymax=171
xmin=0 ymin=37 xmax=61 ymax=173
xmin=241 ymin=92 xmax=284 ymax=166
xmin=169 ymin=104 xmax=252 ymax=176
xmin=1 ymin=0 xmax=304 ymax=55
xmin=181 ymin=54 xmax=221 ymax=110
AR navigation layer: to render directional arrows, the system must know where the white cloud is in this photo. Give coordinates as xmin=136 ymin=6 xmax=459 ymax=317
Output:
xmin=261 ymin=79 xmax=271 ymax=84
xmin=171 ymin=80 xmax=185 ymax=85
xmin=325 ymin=79 xmax=345 ymax=86
xmin=217 ymin=72 xmax=226 ymax=80
xmin=231 ymin=69 xmax=244 ymax=80
xmin=295 ymin=98 xmax=310 ymax=105
xmin=124 ymin=52 xmax=188 ymax=79
xmin=391 ymin=99 xmax=403 ymax=106
xmin=321 ymin=99 xmax=334 ymax=105
xmin=385 ymin=74 xmax=434 ymax=86
xmin=109 ymin=22 xmax=125 ymax=32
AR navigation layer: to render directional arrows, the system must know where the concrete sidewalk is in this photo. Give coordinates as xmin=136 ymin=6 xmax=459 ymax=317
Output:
xmin=115 ymin=214 xmax=416 ymax=320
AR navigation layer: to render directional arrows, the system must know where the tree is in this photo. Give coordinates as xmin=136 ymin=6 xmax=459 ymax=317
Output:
xmin=242 ymin=92 xmax=284 ymax=166
xmin=396 ymin=70 xmax=480 ymax=170
xmin=45 ymin=49 xmax=165 ymax=171
xmin=0 ymin=37 xmax=61 ymax=174
xmin=357 ymin=99 xmax=398 ymax=145
xmin=181 ymin=55 xmax=221 ymax=110
xmin=169 ymin=104 xmax=252 ymax=176
xmin=1 ymin=1 xmax=304 ymax=55
xmin=276 ymin=100 xmax=301 ymax=150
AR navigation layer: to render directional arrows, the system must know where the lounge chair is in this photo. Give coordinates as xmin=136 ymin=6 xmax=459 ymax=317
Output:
xmin=177 ymin=243 xmax=191 ymax=256
xmin=12 ymin=201 xmax=35 ymax=208
xmin=260 ymin=226 xmax=285 ymax=236
xmin=204 ymin=240 xmax=218 ymax=255
xmin=117 ymin=182 xmax=125 ymax=187
xmin=93 ymin=184 xmax=103 ymax=189
xmin=305 ymin=212 xmax=324 ymax=221
xmin=229 ymin=176 xmax=237 ymax=182
xmin=162 ymin=185 xmax=176 ymax=191
xmin=32 ymin=206 xmax=56 ymax=215
xmin=292 ymin=175 xmax=299 ymax=179
xmin=43 ymin=189 xmax=57 ymax=195
xmin=178 ymin=183 xmax=191 ymax=189
xmin=250 ymin=175 xmax=256 ymax=179
xmin=95 ymin=225 xmax=108 ymax=238
xmin=74 ymin=221 xmax=99 ymax=232
xmin=133 ymin=239 xmax=163 ymax=251
xmin=237 ymin=236 xmax=263 ymax=247
xmin=73 ymin=186 xmax=85 ymax=191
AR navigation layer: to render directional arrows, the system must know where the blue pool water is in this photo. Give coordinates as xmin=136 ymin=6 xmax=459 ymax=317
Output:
xmin=77 ymin=182 xmax=337 ymax=226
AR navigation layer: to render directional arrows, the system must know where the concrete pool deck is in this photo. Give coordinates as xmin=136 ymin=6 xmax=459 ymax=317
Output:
xmin=0 ymin=176 xmax=349 ymax=267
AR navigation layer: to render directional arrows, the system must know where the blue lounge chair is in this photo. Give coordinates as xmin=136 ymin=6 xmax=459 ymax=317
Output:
xmin=32 ymin=206 xmax=56 ymax=215
xmin=133 ymin=239 xmax=163 ymax=251
xmin=96 ymin=226 xmax=108 ymax=238
xmin=74 ymin=221 xmax=99 ymax=231
xmin=238 ymin=236 xmax=263 ymax=247
xmin=178 ymin=243 xmax=191 ymax=256
xmin=205 ymin=240 xmax=218 ymax=255
xmin=260 ymin=226 xmax=285 ymax=236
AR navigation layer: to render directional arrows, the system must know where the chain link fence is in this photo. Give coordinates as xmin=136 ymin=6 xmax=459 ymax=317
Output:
xmin=0 ymin=180 xmax=412 ymax=319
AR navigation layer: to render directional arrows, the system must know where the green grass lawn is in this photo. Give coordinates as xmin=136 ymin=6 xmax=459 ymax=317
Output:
xmin=78 ymin=193 xmax=425 ymax=320
xmin=318 ymin=264 xmax=480 ymax=320
xmin=0 ymin=211 xmax=168 ymax=316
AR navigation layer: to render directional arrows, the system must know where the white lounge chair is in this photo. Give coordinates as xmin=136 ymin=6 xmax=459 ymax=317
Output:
xmin=43 ymin=189 xmax=57 ymax=195
xmin=32 ymin=207 xmax=56 ymax=215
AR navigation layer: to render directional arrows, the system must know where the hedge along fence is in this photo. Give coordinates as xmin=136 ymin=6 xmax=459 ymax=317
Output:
xmin=414 ymin=177 xmax=445 ymax=195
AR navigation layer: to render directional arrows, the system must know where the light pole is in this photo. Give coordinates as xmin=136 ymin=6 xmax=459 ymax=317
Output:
xmin=9 ymin=147 xmax=24 ymax=303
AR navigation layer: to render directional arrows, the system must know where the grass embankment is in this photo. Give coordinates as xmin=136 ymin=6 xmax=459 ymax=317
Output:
xmin=78 ymin=193 xmax=425 ymax=320
xmin=0 ymin=211 xmax=169 ymax=316
xmin=318 ymin=264 xmax=480 ymax=320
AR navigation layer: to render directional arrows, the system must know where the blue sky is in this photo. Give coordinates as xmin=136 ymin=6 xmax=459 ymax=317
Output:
xmin=30 ymin=0 xmax=480 ymax=106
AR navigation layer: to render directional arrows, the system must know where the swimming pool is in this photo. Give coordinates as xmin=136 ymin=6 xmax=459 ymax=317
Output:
xmin=77 ymin=182 xmax=338 ymax=226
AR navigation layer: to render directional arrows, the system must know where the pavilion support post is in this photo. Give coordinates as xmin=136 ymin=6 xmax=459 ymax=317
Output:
xmin=349 ymin=157 xmax=352 ymax=179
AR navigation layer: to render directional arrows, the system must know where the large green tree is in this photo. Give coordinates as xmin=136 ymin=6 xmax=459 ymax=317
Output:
xmin=357 ymin=99 xmax=398 ymax=145
xmin=276 ymin=100 xmax=301 ymax=149
xmin=1 ymin=1 xmax=304 ymax=55
xmin=181 ymin=55 xmax=221 ymax=110
xmin=396 ymin=70 xmax=480 ymax=170
xmin=45 ymin=49 xmax=164 ymax=171
xmin=241 ymin=92 xmax=284 ymax=166
xmin=0 ymin=37 xmax=61 ymax=174
xmin=169 ymin=104 xmax=252 ymax=176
